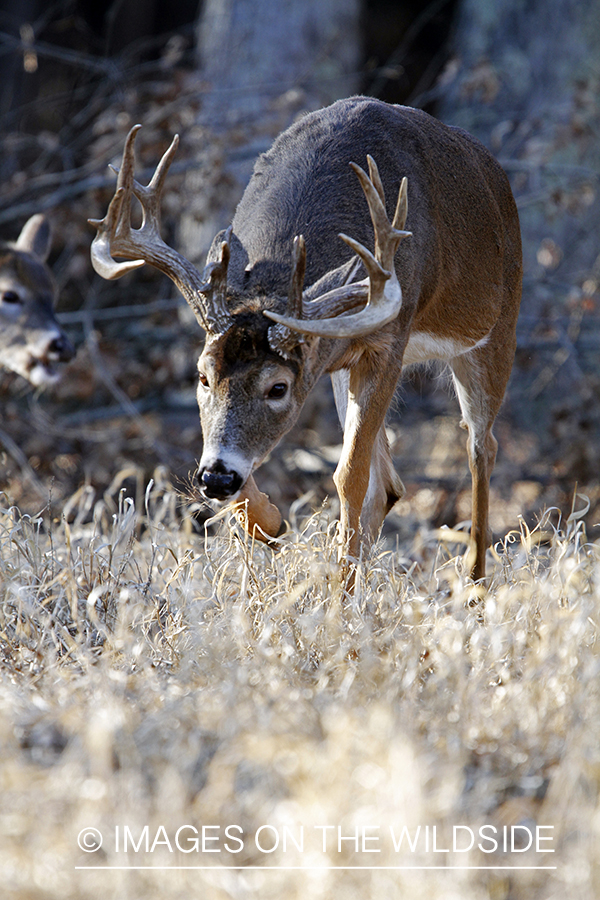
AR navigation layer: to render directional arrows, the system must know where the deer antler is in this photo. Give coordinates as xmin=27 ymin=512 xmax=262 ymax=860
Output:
xmin=89 ymin=125 xmax=232 ymax=335
xmin=265 ymin=157 xmax=410 ymax=339
xmin=268 ymin=235 xmax=309 ymax=356
xmin=287 ymin=234 xmax=306 ymax=320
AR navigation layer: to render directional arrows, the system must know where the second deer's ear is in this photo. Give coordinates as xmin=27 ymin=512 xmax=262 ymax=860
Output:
xmin=16 ymin=214 xmax=52 ymax=262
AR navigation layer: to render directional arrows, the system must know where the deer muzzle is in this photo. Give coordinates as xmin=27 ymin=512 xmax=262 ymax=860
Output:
xmin=197 ymin=460 xmax=244 ymax=500
xmin=47 ymin=333 xmax=75 ymax=363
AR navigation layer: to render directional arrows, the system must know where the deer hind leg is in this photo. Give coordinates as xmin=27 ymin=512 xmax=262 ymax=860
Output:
xmin=450 ymin=346 xmax=511 ymax=581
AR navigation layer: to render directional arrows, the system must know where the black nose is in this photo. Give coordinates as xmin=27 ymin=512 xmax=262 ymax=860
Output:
xmin=198 ymin=464 xmax=243 ymax=500
xmin=48 ymin=334 xmax=75 ymax=362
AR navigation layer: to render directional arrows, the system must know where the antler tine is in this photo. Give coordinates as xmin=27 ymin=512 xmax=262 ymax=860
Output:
xmin=88 ymin=126 xmax=144 ymax=281
xmin=267 ymin=235 xmax=308 ymax=357
xmin=89 ymin=125 xmax=233 ymax=335
xmin=115 ymin=123 xmax=141 ymax=179
xmin=349 ymin=160 xmax=411 ymax=269
xmin=131 ymin=132 xmax=180 ymax=234
xmin=367 ymin=154 xmax=385 ymax=206
xmin=287 ymin=235 xmax=306 ymax=319
xmin=366 ymin=157 xmax=407 ymax=232
xmin=265 ymin=160 xmax=411 ymax=340
xmin=393 ymin=176 xmax=408 ymax=231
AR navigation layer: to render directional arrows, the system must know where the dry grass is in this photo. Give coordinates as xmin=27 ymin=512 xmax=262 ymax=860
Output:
xmin=0 ymin=476 xmax=599 ymax=899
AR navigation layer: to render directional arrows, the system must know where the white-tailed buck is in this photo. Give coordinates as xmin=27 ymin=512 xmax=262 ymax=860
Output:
xmin=90 ymin=97 xmax=522 ymax=581
xmin=0 ymin=215 xmax=74 ymax=385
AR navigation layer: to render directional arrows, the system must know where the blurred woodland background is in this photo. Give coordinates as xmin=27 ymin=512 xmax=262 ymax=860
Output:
xmin=0 ymin=0 xmax=599 ymax=545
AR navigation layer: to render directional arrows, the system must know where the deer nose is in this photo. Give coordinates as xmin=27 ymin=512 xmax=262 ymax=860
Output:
xmin=48 ymin=334 xmax=75 ymax=362
xmin=198 ymin=464 xmax=243 ymax=500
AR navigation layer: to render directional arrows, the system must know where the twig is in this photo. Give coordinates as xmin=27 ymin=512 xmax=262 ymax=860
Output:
xmin=0 ymin=159 xmax=199 ymax=226
xmin=0 ymin=31 xmax=119 ymax=76
xmin=0 ymin=425 xmax=47 ymax=499
xmin=57 ymin=298 xmax=182 ymax=324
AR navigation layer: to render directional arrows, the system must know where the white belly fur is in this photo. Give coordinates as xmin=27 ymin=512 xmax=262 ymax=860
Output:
xmin=402 ymin=331 xmax=490 ymax=367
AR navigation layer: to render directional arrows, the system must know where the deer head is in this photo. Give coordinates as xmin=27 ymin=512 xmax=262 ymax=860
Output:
xmin=0 ymin=215 xmax=74 ymax=386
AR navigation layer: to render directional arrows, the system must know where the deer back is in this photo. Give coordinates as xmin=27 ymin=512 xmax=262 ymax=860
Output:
xmin=219 ymin=97 xmax=520 ymax=345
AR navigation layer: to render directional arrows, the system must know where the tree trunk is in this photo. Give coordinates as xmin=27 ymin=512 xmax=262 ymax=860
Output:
xmin=197 ymin=0 xmax=361 ymax=119
xmin=179 ymin=0 xmax=361 ymax=263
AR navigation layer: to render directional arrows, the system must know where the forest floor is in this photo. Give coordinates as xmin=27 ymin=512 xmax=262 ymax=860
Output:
xmin=1 ymin=36 xmax=600 ymax=900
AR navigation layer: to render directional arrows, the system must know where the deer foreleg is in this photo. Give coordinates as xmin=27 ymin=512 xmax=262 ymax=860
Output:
xmin=332 ymin=365 xmax=400 ymax=562
xmin=230 ymin=474 xmax=282 ymax=543
xmin=360 ymin=427 xmax=405 ymax=537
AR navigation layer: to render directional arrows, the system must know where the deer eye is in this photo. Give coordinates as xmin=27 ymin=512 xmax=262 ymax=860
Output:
xmin=2 ymin=290 xmax=21 ymax=304
xmin=267 ymin=382 xmax=288 ymax=400
xmin=198 ymin=371 xmax=209 ymax=388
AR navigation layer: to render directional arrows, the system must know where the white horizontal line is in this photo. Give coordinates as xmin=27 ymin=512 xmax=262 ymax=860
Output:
xmin=75 ymin=865 xmax=558 ymax=871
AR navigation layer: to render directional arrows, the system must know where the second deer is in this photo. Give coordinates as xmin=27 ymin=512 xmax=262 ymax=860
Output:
xmin=0 ymin=215 xmax=74 ymax=386
xmin=90 ymin=97 xmax=522 ymax=581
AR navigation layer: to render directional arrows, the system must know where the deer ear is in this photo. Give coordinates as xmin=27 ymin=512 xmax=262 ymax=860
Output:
xmin=16 ymin=214 xmax=52 ymax=261
xmin=206 ymin=227 xmax=248 ymax=286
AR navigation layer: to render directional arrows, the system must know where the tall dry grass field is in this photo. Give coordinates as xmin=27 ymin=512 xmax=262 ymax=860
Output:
xmin=0 ymin=476 xmax=598 ymax=899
